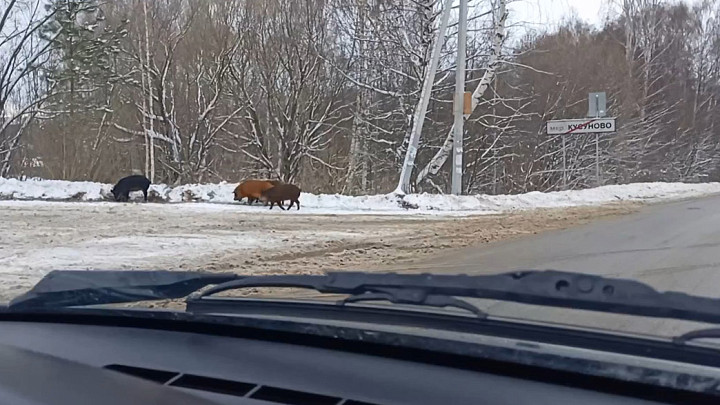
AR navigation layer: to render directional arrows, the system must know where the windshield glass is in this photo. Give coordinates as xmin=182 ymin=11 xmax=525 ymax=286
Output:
xmin=0 ymin=0 xmax=718 ymax=339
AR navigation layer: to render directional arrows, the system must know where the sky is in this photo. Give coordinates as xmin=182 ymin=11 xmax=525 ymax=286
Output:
xmin=507 ymin=0 xmax=702 ymax=35
xmin=509 ymin=0 xmax=607 ymax=32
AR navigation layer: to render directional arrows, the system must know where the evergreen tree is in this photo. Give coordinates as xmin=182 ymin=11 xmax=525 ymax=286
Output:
xmin=39 ymin=0 xmax=127 ymax=178
xmin=40 ymin=0 xmax=127 ymax=111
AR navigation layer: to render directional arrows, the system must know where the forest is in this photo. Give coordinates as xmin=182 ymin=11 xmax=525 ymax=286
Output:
xmin=0 ymin=0 xmax=718 ymax=195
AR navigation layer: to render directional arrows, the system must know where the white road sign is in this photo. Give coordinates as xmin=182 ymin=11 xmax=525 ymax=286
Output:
xmin=546 ymin=118 xmax=616 ymax=135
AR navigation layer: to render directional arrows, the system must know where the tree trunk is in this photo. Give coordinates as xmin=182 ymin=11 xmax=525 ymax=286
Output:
xmin=394 ymin=0 xmax=452 ymax=194
xmin=344 ymin=0 xmax=368 ymax=194
xmin=0 ymin=117 xmax=31 ymax=177
xmin=143 ymin=0 xmax=155 ymax=182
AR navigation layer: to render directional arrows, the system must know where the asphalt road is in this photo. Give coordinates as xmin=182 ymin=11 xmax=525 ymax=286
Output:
xmin=417 ymin=195 xmax=720 ymax=337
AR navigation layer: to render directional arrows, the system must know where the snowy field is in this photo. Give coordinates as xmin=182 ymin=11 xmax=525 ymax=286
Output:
xmin=2 ymin=177 xmax=720 ymax=215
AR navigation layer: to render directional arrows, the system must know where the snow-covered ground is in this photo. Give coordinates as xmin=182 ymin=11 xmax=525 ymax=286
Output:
xmin=1 ymin=177 xmax=720 ymax=214
xmin=0 ymin=198 xmax=633 ymax=303
xmin=2 ymin=177 xmax=716 ymax=302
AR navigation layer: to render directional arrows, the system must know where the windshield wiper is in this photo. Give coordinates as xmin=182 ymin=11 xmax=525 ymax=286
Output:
xmin=9 ymin=269 xmax=720 ymax=327
xmin=189 ymin=271 xmax=720 ymax=324
xmin=8 ymin=270 xmax=239 ymax=310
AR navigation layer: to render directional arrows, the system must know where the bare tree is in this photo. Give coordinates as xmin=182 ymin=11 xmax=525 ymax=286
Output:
xmin=109 ymin=0 xmax=242 ymax=183
xmin=0 ymin=0 xmax=58 ymax=176
xmin=5 ymin=0 xmax=718 ymax=196
xmin=226 ymin=0 xmax=349 ymax=184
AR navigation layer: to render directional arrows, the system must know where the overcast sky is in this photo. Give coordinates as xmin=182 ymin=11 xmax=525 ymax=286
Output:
xmin=509 ymin=0 xmax=608 ymax=30
xmin=507 ymin=0 xmax=700 ymax=35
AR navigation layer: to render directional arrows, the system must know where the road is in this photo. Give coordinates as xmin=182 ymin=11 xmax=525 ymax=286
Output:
xmin=414 ymin=195 xmax=720 ymax=336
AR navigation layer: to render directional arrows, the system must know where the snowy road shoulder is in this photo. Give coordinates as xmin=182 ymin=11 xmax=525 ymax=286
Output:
xmin=0 ymin=200 xmax=637 ymax=303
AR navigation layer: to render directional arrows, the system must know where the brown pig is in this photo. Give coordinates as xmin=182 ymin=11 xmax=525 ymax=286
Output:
xmin=233 ymin=179 xmax=279 ymax=205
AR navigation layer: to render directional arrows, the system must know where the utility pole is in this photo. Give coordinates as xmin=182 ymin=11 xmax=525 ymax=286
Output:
xmin=394 ymin=0 xmax=453 ymax=195
xmin=588 ymin=92 xmax=606 ymax=186
xmin=451 ymin=0 xmax=468 ymax=195
xmin=562 ymin=136 xmax=567 ymax=190
xmin=594 ymin=94 xmax=601 ymax=186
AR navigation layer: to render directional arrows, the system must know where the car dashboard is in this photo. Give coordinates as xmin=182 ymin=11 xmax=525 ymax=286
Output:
xmin=0 ymin=312 xmax=704 ymax=405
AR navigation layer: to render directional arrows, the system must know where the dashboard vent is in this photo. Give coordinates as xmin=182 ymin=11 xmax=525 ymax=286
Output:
xmin=104 ymin=364 xmax=381 ymax=405
xmin=171 ymin=374 xmax=255 ymax=397
xmin=104 ymin=364 xmax=179 ymax=383
xmin=250 ymin=386 xmax=338 ymax=404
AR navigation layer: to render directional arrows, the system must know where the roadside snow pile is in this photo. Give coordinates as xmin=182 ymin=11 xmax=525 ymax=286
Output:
xmin=2 ymin=177 xmax=719 ymax=213
xmin=404 ymin=182 xmax=720 ymax=211
xmin=487 ymin=182 xmax=720 ymax=210
xmin=299 ymin=193 xmax=402 ymax=211
xmin=153 ymin=182 xmax=237 ymax=203
xmin=0 ymin=178 xmax=110 ymax=201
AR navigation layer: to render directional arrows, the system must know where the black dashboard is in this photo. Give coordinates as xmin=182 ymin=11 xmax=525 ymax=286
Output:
xmin=0 ymin=316 xmax=692 ymax=405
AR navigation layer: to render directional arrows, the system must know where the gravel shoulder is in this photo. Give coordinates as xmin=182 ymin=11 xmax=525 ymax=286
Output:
xmin=0 ymin=200 xmax=640 ymax=303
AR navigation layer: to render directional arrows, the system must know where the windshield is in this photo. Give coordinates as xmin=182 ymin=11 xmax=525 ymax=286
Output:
xmin=0 ymin=0 xmax=718 ymax=339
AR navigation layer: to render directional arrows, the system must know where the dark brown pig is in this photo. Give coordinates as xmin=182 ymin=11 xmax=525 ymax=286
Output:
xmin=259 ymin=184 xmax=301 ymax=210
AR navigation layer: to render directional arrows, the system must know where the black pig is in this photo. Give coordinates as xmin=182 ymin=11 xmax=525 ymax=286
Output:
xmin=111 ymin=175 xmax=151 ymax=202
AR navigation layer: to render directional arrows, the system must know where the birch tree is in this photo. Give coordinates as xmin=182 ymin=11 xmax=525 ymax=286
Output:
xmin=415 ymin=0 xmax=508 ymax=189
xmin=329 ymin=0 xmax=454 ymax=193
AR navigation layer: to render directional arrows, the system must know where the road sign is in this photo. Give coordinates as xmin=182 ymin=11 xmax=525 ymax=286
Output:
xmin=588 ymin=92 xmax=607 ymax=117
xmin=546 ymin=118 xmax=616 ymax=135
xmin=550 ymin=92 xmax=614 ymax=191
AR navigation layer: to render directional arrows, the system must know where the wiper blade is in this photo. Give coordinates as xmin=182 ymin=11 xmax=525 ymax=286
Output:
xmin=9 ymin=270 xmax=239 ymax=310
xmin=191 ymin=270 xmax=720 ymax=324
xmin=11 ymin=270 xmax=720 ymax=327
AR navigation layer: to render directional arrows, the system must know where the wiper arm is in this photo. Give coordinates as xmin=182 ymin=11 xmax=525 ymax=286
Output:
xmin=193 ymin=272 xmax=489 ymax=317
xmin=9 ymin=270 xmax=239 ymax=310
xmin=191 ymin=270 xmax=720 ymax=324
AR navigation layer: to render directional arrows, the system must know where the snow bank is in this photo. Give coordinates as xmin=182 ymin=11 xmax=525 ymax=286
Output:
xmin=404 ymin=183 xmax=720 ymax=211
xmin=2 ymin=177 xmax=719 ymax=214
xmin=0 ymin=178 xmax=110 ymax=201
xmin=153 ymin=182 xmax=237 ymax=204
xmin=299 ymin=193 xmax=403 ymax=211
